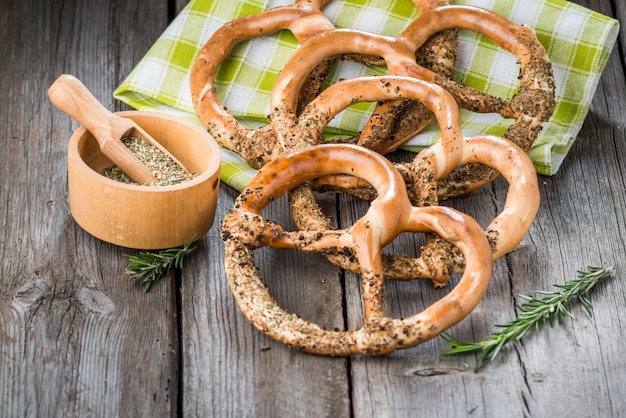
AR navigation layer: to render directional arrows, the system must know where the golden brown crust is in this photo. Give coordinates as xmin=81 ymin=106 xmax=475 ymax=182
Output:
xmin=190 ymin=1 xmax=460 ymax=168
xmin=399 ymin=6 xmax=555 ymax=196
xmin=189 ymin=2 xmax=336 ymax=168
xmin=284 ymin=76 xmax=539 ymax=287
xmin=222 ymin=144 xmax=493 ymax=355
xmin=206 ymin=3 xmax=553 ymax=355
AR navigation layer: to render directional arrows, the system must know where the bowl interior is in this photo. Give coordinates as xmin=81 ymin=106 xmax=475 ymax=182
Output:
xmin=76 ymin=112 xmax=218 ymax=181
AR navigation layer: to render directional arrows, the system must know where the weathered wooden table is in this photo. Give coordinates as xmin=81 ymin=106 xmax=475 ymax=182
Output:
xmin=2 ymin=0 xmax=624 ymax=416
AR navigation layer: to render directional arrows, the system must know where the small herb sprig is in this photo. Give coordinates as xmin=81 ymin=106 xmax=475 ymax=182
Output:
xmin=441 ymin=266 xmax=615 ymax=371
xmin=124 ymin=234 xmax=198 ymax=292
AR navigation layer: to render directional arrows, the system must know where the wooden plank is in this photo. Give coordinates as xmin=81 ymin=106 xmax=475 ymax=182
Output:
xmin=503 ymin=1 xmax=626 ymax=415
xmin=342 ymin=0 xmax=626 ymax=416
xmin=340 ymin=178 xmax=531 ymax=417
xmin=512 ymin=18 xmax=626 ymax=417
xmin=2 ymin=0 xmax=623 ymax=416
xmin=174 ymin=4 xmax=351 ymax=414
xmin=180 ymin=187 xmax=351 ymax=416
xmin=0 ymin=0 xmax=178 ymax=416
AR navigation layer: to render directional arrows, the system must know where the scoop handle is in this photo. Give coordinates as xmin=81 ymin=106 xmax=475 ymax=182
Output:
xmin=48 ymin=74 xmax=156 ymax=184
xmin=48 ymin=75 xmax=134 ymax=146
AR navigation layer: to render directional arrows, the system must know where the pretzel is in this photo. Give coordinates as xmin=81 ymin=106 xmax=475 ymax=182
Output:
xmin=190 ymin=0 xmax=457 ymax=169
xmin=398 ymin=5 xmax=555 ymax=196
xmin=312 ymin=136 xmax=540 ymax=286
xmin=222 ymin=143 xmax=493 ymax=355
xmin=190 ymin=0 xmax=336 ymax=168
xmin=270 ymin=5 xmax=553 ymax=192
xmin=356 ymin=0 xmax=458 ymax=154
xmin=269 ymin=29 xmax=432 ymax=153
xmin=284 ymin=75 xmax=539 ymax=286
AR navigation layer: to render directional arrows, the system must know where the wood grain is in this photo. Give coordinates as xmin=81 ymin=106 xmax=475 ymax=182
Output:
xmin=0 ymin=0 xmax=176 ymax=416
xmin=180 ymin=188 xmax=351 ymax=417
xmin=1 ymin=0 xmax=624 ymax=417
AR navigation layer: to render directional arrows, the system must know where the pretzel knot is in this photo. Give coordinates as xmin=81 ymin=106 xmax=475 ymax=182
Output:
xmin=222 ymin=144 xmax=493 ymax=356
xmin=285 ymin=76 xmax=540 ymax=286
xmin=398 ymin=5 xmax=555 ymax=197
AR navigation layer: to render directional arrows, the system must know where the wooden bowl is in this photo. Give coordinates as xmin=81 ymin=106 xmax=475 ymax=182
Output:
xmin=68 ymin=111 xmax=221 ymax=249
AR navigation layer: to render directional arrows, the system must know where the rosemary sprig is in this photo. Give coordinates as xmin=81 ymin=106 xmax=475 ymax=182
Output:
xmin=441 ymin=266 xmax=615 ymax=372
xmin=124 ymin=234 xmax=198 ymax=292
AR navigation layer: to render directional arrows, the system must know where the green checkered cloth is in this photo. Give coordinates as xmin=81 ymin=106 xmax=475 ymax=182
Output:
xmin=114 ymin=0 xmax=619 ymax=192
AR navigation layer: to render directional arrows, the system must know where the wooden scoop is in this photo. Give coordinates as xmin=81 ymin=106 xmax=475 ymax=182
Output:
xmin=48 ymin=74 xmax=189 ymax=184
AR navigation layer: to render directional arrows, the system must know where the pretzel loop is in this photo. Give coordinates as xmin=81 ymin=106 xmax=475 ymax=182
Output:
xmin=398 ymin=5 xmax=554 ymax=196
xmin=287 ymin=75 xmax=464 ymax=177
xmin=190 ymin=1 xmax=336 ymax=168
xmin=222 ymin=144 xmax=492 ymax=355
xmin=391 ymin=134 xmax=540 ymax=286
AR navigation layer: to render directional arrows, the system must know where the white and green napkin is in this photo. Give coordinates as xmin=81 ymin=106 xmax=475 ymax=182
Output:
xmin=114 ymin=0 xmax=619 ymax=191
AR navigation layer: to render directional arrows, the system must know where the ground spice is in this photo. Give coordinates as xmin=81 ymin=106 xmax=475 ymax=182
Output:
xmin=103 ymin=136 xmax=197 ymax=186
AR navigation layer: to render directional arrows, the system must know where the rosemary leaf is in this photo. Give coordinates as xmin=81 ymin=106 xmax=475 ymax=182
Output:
xmin=124 ymin=234 xmax=198 ymax=292
xmin=441 ymin=265 xmax=615 ymax=372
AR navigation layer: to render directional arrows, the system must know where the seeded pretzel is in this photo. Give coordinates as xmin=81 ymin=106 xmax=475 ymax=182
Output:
xmin=190 ymin=0 xmax=457 ymax=169
xmin=358 ymin=0 xmax=458 ymax=154
xmin=269 ymin=5 xmax=552 ymax=192
xmin=399 ymin=5 xmax=555 ymax=196
xmin=285 ymin=76 xmax=540 ymax=286
xmin=269 ymin=29 xmax=431 ymax=153
xmin=190 ymin=0 xmax=336 ymax=168
xmin=222 ymin=143 xmax=493 ymax=355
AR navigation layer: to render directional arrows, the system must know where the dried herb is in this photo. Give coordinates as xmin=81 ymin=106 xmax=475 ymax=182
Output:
xmin=124 ymin=234 xmax=198 ymax=292
xmin=103 ymin=136 xmax=196 ymax=186
xmin=441 ymin=266 xmax=615 ymax=372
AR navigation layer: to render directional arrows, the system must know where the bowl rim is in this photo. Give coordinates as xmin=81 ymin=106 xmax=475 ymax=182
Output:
xmin=68 ymin=110 xmax=221 ymax=192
